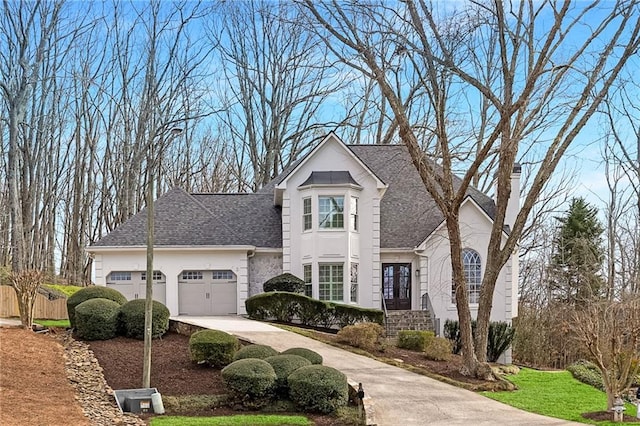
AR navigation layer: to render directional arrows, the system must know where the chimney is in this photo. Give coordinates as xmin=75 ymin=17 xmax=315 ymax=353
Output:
xmin=504 ymin=163 xmax=521 ymax=231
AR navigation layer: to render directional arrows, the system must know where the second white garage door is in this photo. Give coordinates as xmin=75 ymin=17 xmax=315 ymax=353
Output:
xmin=178 ymin=270 xmax=237 ymax=315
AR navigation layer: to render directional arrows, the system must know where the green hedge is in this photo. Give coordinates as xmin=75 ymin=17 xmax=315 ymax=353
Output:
xmin=67 ymin=286 xmax=127 ymax=328
xmin=397 ymin=330 xmax=434 ymax=351
xmin=282 ymin=347 xmax=323 ymax=365
xmin=233 ymin=344 xmax=279 ymax=361
xmin=189 ymin=329 xmax=240 ymax=368
xmin=264 ymin=354 xmax=311 ymax=393
xmin=222 ymin=358 xmax=276 ymax=408
xmin=118 ymin=299 xmax=170 ymax=339
xmin=75 ymin=298 xmax=121 ymax=340
xmin=288 ymin=365 xmax=348 ymax=413
xmin=245 ymin=291 xmax=383 ymax=329
xmin=567 ymin=360 xmax=604 ymax=391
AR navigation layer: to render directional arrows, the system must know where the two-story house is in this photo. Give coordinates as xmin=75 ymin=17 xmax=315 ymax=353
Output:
xmin=88 ymin=132 xmax=519 ymax=344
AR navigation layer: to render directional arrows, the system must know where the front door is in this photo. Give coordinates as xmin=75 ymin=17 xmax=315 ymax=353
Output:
xmin=383 ymin=263 xmax=411 ymax=310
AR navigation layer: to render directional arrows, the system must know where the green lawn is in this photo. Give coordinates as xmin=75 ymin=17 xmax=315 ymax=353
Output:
xmin=482 ymin=368 xmax=638 ymax=425
xmin=43 ymin=284 xmax=83 ymax=297
xmin=150 ymin=414 xmax=312 ymax=426
xmin=35 ymin=319 xmax=70 ymax=328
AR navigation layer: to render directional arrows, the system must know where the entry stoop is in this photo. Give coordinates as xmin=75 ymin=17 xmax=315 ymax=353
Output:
xmin=385 ymin=310 xmax=435 ymax=337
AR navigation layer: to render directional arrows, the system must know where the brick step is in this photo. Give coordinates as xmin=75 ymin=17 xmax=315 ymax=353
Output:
xmin=385 ymin=310 xmax=434 ymax=337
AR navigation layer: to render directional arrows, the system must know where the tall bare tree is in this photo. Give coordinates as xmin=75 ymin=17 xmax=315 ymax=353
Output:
xmin=301 ymin=0 xmax=640 ymax=377
xmin=208 ymin=0 xmax=352 ymax=191
xmin=0 ymin=0 xmax=66 ymax=272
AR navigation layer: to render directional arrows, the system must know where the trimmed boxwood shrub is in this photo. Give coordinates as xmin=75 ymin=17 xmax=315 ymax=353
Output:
xmin=397 ymin=330 xmax=435 ymax=351
xmin=282 ymin=347 xmax=323 ymax=365
xmin=75 ymin=298 xmax=121 ymax=340
xmin=67 ymin=286 xmax=127 ymax=328
xmin=233 ymin=344 xmax=279 ymax=361
xmin=222 ymin=358 xmax=277 ymax=408
xmin=263 ymin=273 xmax=304 ymax=293
xmin=119 ymin=299 xmax=170 ymax=339
xmin=264 ymin=354 xmax=311 ymax=393
xmin=337 ymin=322 xmax=385 ymax=351
xmin=189 ymin=329 xmax=240 ymax=368
xmin=288 ymin=365 xmax=348 ymax=413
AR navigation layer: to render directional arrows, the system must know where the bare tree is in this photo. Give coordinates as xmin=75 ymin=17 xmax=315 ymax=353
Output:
xmin=207 ymin=0 xmax=352 ymax=191
xmin=0 ymin=0 xmax=66 ymax=272
xmin=301 ymin=0 xmax=640 ymax=377
xmin=8 ymin=269 xmax=46 ymax=329
xmin=570 ymin=297 xmax=640 ymax=411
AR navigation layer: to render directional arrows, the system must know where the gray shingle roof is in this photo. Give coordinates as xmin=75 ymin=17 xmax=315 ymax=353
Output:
xmin=91 ymin=188 xmax=281 ymax=248
xmin=91 ymin=143 xmax=496 ymax=250
xmin=299 ymin=171 xmax=361 ymax=187
xmin=348 ymin=144 xmax=496 ymax=248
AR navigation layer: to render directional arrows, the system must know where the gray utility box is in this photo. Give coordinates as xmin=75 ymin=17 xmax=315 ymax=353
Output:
xmin=114 ymin=388 xmax=159 ymax=414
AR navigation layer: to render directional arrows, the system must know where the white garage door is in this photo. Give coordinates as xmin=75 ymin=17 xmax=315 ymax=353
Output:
xmin=178 ymin=270 xmax=237 ymax=315
xmin=106 ymin=271 xmax=166 ymax=305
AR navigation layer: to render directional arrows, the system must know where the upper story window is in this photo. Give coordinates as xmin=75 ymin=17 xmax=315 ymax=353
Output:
xmin=350 ymin=197 xmax=358 ymax=231
xmin=452 ymin=249 xmax=482 ymax=304
xmin=318 ymin=196 xmax=344 ymax=229
xmin=303 ymin=197 xmax=312 ymax=231
xmin=212 ymin=270 xmax=235 ymax=280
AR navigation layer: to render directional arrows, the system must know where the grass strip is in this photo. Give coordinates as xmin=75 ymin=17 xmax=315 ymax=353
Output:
xmin=35 ymin=319 xmax=70 ymax=328
xmin=150 ymin=414 xmax=312 ymax=426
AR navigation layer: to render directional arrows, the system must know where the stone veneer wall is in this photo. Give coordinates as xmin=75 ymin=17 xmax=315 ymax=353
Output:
xmin=248 ymin=253 xmax=283 ymax=297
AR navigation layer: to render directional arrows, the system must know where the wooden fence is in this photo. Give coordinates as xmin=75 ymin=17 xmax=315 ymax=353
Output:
xmin=0 ymin=285 xmax=68 ymax=320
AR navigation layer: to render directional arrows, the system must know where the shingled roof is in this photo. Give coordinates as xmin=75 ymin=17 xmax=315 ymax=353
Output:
xmin=91 ymin=143 xmax=496 ymax=250
xmin=91 ymin=188 xmax=282 ymax=248
xmin=347 ymin=144 xmax=496 ymax=248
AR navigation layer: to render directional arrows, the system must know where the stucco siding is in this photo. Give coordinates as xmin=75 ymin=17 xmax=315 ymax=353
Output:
xmin=420 ymin=199 xmax=514 ymax=334
xmin=94 ymin=248 xmax=250 ymax=316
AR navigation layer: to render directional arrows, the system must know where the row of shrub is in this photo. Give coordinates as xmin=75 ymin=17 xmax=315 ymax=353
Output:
xmin=444 ymin=319 xmax=515 ymax=362
xmin=188 ymin=329 xmax=346 ymax=413
xmin=245 ymin=291 xmax=383 ymax=328
xmin=335 ymin=323 xmax=454 ymax=362
xmin=67 ymin=286 xmax=170 ymax=340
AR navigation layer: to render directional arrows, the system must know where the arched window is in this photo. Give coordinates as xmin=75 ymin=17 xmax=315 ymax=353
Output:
xmin=452 ymin=249 xmax=482 ymax=304
xmin=463 ymin=249 xmax=482 ymax=304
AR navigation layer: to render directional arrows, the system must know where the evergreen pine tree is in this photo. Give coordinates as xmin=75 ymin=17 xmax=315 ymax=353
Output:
xmin=551 ymin=197 xmax=605 ymax=302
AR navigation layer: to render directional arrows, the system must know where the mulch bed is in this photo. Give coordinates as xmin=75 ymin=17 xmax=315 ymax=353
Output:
xmin=87 ymin=332 xmax=352 ymax=425
xmin=582 ymin=411 xmax=640 ymax=423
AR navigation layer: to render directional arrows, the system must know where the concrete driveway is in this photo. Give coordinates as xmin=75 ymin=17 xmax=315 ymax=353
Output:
xmin=173 ymin=315 xmax=581 ymax=426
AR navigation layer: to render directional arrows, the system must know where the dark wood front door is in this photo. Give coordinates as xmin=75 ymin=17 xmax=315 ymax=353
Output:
xmin=383 ymin=263 xmax=411 ymax=310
